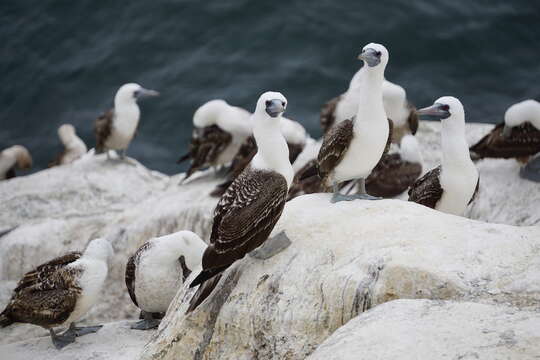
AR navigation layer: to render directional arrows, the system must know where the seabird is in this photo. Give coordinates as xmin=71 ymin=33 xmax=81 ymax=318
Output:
xmin=210 ymin=116 xmax=307 ymax=197
xmin=187 ymin=91 xmax=293 ymax=313
xmin=408 ymin=97 xmax=479 ymax=216
xmin=94 ymin=83 xmax=159 ymax=159
xmin=125 ymin=231 xmax=206 ymax=330
xmin=48 ymin=124 xmax=88 ymax=167
xmin=469 ymin=99 xmax=540 ymax=182
xmin=317 ymin=43 xmax=392 ymax=202
xmin=320 ymin=71 xmax=416 ymax=143
xmin=365 ymin=134 xmax=423 ymax=198
xmin=0 ymin=145 xmax=32 ymax=180
xmin=177 ymin=100 xmax=252 ymax=180
xmin=0 ymin=238 xmax=113 ymax=349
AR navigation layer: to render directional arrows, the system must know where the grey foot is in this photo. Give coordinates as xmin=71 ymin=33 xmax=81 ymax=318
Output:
xmin=131 ymin=318 xmax=161 ymax=330
xmin=50 ymin=329 xmax=76 ymax=350
xmin=65 ymin=324 xmax=103 ymax=337
xmin=250 ymin=231 xmax=292 ymax=260
xmin=331 ymin=193 xmax=381 ymax=203
xmin=519 ymin=157 xmax=540 ymax=182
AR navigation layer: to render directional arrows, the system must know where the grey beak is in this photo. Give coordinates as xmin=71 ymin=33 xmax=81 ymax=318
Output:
xmin=265 ymin=99 xmax=286 ymax=118
xmin=416 ymin=103 xmax=451 ymax=120
xmin=502 ymin=125 xmax=512 ymax=138
xmin=137 ymin=88 xmax=160 ymax=98
xmin=358 ymin=48 xmax=381 ymax=67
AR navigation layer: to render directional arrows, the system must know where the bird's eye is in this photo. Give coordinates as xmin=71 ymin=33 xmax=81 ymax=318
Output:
xmin=265 ymin=100 xmax=271 ymax=107
xmin=440 ymin=104 xmax=450 ymax=111
xmin=376 ymin=51 xmax=382 ymax=57
xmin=133 ymin=90 xmax=140 ymax=98
xmin=282 ymin=101 xmax=286 ymax=107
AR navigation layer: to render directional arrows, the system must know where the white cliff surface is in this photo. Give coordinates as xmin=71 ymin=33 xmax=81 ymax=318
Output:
xmin=307 ymin=299 xmax=540 ymax=360
xmin=0 ymin=321 xmax=151 ymax=360
xmin=0 ymin=155 xmax=220 ymax=344
xmin=140 ymin=194 xmax=540 ymax=360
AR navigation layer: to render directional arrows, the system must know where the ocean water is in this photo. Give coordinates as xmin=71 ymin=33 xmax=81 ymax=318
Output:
xmin=1 ymin=1 xmax=539 ymax=175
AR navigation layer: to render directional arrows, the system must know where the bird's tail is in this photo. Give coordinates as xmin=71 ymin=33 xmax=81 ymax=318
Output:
xmin=190 ymin=265 xmax=228 ymax=289
xmin=0 ymin=312 xmax=13 ymax=328
xmin=298 ymin=161 xmax=319 ymax=182
xmin=469 ymin=150 xmax=482 ymax=162
xmin=186 ymin=273 xmax=223 ymax=314
xmin=177 ymin=153 xmax=190 ymax=164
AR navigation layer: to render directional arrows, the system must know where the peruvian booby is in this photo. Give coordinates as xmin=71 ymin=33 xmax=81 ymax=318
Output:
xmin=0 ymin=238 xmax=113 ymax=349
xmin=210 ymin=116 xmax=307 ymax=197
xmin=469 ymin=99 xmax=540 ymax=182
xmin=49 ymin=124 xmax=88 ymax=167
xmin=94 ymin=83 xmax=159 ymax=159
xmin=320 ymin=71 xmax=417 ymax=143
xmin=0 ymin=145 xmax=32 ymax=180
xmin=177 ymin=100 xmax=252 ymax=180
xmin=187 ymin=91 xmax=293 ymax=313
xmin=125 ymin=231 xmax=206 ymax=330
xmin=317 ymin=43 xmax=392 ymax=202
xmin=408 ymin=97 xmax=479 ymax=216
xmin=365 ymin=134 xmax=423 ymax=198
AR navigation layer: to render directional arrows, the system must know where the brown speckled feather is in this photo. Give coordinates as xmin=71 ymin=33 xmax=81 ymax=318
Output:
xmin=178 ymin=125 xmax=233 ymax=180
xmin=94 ymin=109 xmax=114 ymax=153
xmin=366 ymin=153 xmax=422 ymax=198
xmin=320 ymin=95 xmax=343 ymax=134
xmin=2 ymin=252 xmax=83 ymax=328
xmin=408 ymin=166 xmax=443 ymax=209
xmin=318 ymin=119 xmax=354 ymax=184
xmin=470 ymin=122 xmax=540 ymax=159
xmin=407 ymin=102 xmax=419 ymax=136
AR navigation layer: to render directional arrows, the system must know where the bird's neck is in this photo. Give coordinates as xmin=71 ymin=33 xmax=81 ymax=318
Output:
xmin=114 ymin=99 xmax=140 ymax=123
xmin=354 ymin=68 xmax=386 ymax=131
xmin=441 ymin=118 xmax=470 ymax=168
xmin=251 ymin=115 xmax=293 ymax=187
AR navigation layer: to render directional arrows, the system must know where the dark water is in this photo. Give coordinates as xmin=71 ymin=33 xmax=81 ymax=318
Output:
xmin=1 ymin=1 xmax=539 ymax=175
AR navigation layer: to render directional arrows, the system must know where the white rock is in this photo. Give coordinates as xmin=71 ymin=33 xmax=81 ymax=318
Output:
xmin=140 ymin=194 xmax=540 ymax=360
xmin=307 ymin=299 xmax=540 ymax=360
xmin=0 ymin=321 xmax=151 ymax=360
xmin=0 ymin=155 xmax=219 ymax=344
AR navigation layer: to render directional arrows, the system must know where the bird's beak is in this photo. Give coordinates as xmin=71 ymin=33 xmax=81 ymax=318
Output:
xmin=357 ymin=48 xmax=381 ymax=67
xmin=137 ymin=88 xmax=160 ymax=98
xmin=502 ymin=125 xmax=512 ymax=138
xmin=416 ymin=103 xmax=451 ymax=120
xmin=265 ymin=99 xmax=286 ymax=118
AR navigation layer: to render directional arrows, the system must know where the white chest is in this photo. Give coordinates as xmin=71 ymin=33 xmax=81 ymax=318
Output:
xmin=437 ymin=163 xmax=479 ymax=216
xmin=105 ymin=107 xmax=140 ymax=150
xmin=134 ymin=255 xmax=183 ymax=313
xmin=333 ymin=118 xmax=389 ymax=182
xmin=65 ymin=260 xmax=108 ymax=324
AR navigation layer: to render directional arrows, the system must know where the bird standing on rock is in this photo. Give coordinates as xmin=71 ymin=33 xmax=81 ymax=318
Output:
xmin=317 ymin=43 xmax=392 ymax=202
xmin=187 ymin=91 xmax=294 ymax=313
xmin=94 ymin=83 xmax=159 ymax=160
xmin=409 ymin=97 xmax=479 ymax=216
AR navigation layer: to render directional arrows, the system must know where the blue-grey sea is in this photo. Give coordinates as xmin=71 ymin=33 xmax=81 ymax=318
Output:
xmin=1 ymin=1 xmax=539 ymax=174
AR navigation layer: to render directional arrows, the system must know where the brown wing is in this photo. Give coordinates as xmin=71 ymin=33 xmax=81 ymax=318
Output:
xmin=470 ymin=122 xmax=540 ymax=159
xmin=125 ymin=242 xmax=153 ymax=309
xmin=318 ymin=119 xmax=354 ymax=181
xmin=287 ymin=159 xmax=324 ymax=200
xmin=14 ymin=252 xmax=82 ymax=292
xmin=3 ymin=258 xmax=82 ymax=328
xmin=182 ymin=125 xmax=233 ymax=180
xmin=206 ymin=168 xmax=287 ymax=267
xmin=320 ymin=95 xmax=343 ymax=134
xmin=210 ymin=136 xmax=257 ymax=197
xmin=408 ymin=166 xmax=443 ymax=209
xmin=94 ymin=109 xmax=114 ymax=153
xmin=366 ymin=153 xmax=422 ymax=198
xmin=288 ymin=142 xmax=305 ymax=164
xmin=407 ymin=102 xmax=419 ymax=135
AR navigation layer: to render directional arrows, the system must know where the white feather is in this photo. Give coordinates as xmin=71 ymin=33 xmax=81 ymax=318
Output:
xmin=504 ymin=99 xmax=540 ymax=130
